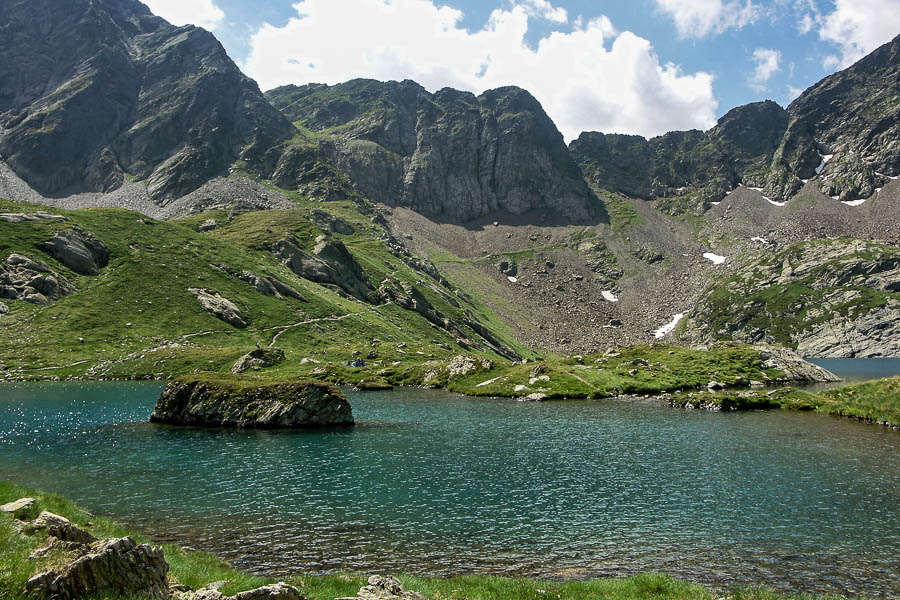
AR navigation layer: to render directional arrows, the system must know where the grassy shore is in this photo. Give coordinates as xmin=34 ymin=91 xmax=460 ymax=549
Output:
xmin=0 ymin=482 xmax=856 ymax=600
xmin=668 ymin=377 xmax=900 ymax=427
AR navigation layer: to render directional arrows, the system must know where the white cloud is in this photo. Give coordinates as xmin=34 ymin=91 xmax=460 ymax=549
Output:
xmin=142 ymin=0 xmax=225 ymax=30
xmin=748 ymin=48 xmax=781 ymax=91
xmin=653 ymin=0 xmax=762 ymax=38
xmin=817 ymin=0 xmax=900 ymax=69
xmin=242 ymin=0 xmax=718 ymax=140
xmin=520 ymin=0 xmax=568 ymax=23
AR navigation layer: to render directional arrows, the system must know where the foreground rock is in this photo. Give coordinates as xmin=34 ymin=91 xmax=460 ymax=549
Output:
xmin=26 ymin=536 xmax=168 ymax=600
xmin=150 ymin=377 xmax=354 ymax=428
xmin=336 ymin=575 xmax=427 ymax=600
xmin=38 ymin=228 xmax=109 ymax=275
xmin=24 ymin=511 xmax=97 ymax=544
xmin=1 ymin=496 xmax=36 ymax=519
xmin=231 ymin=348 xmax=285 ymax=373
xmin=173 ymin=582 xmax=303 ymax=600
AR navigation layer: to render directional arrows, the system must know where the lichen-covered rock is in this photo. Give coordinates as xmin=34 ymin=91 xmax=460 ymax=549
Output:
xmin=335 ymin=575 xmax=427 ymax=600
xmin=190 ymin=288 xmax=248 ymax=328
xmin=150 ymin=377 xmax=354 ymax=428
xmin=231 ymin=348 xmax=285 ymax=374
xmin=24 ymin=511 xmax=97 ymax=544
xmin=0 ymin=497 xmax=36 ymax=519
xmin=173 ymin=582 xmax=303 ymax=600
xmin=38 ymin=228 xmax=109 ymax=275
xmin=447 ymin=356 xmax=477 ymax=377
xmin=25 ymin=536 xmax=168 ymax=600
xmin=0 ymin=300 xmax=7 ymax=315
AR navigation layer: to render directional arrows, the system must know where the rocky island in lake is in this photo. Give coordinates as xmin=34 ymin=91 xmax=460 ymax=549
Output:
xmin=150 ymin=377 xmax=354 ymax=428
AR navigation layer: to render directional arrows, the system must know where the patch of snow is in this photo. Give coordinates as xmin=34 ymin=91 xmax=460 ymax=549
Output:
xmin=710 ymin=201 xmax=721 ymax=205
xmin=876 ymin=188 xmax=883 ymax=193
xmin=676 ymin=186 xmax=686 ymax=192
xmin=815 ymin=153 xmax=834 ymax=175
xmin=725 ymin=191 xmax=732 ymax=196
xmin=751 ymin=236 xmax=769 ymax=244
xmin=831 ymin=195 xmax=840 ymax=200
xmin=703 ymin=252 xmax=726 ymax=265
xmin=842 ymin=199 xmax=867 ymax=207
xmin=748 ymin=187 xmax=764 ymax=192
xmin=801 ymin=179 xmax=810 ymax=184
xmin=601 ymin=290 xmax=618 ymax=302
xmin=507 ymin=276 xmax=518 ymax=283
xmin=653 ymin=313 xmax=685 ymax=339
xmin=876 ymin=171 xmax=898 ymax=180
xmin=766 ymin=197 xmax=787 ymax=207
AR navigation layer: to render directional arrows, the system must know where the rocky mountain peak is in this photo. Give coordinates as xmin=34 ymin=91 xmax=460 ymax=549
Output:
xmin=266 ymin=80 xmax=605 ymax=223
xmin=0 ymin=0 xmax=295 ymax=201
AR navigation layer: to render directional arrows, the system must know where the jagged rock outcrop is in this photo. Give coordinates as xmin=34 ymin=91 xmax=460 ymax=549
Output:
xmin=1 ymin=253 xmax=76 ymax=304
xmin=0 ymin=0 xmax=294 ymax=201
xmin=190 ymin=288 xmax=248 ymax=328
xmin=571 ymin=100 xmax=791 ymax=211
xmin=231 ymin=348 xmax=285 ymax=374
xmin=684 ymin=239 xmax=900 ymax=357
xmin=572 ymin=34 xmax=900 ymax=209
xmin=275 ymin=236 xmax=376 ymax=303
xmin=26 ymin=536 xmax=169 ymax=600
xmin=266 ymin=79 xmax=604 ymax=223
xmin=38 ymin=228 xmax=109 ymax=275
xmin=150 ymin=377 xmax=354 ymax=428
xmin=336 ymin=575 xmax=427 ymax=600
xmin=784 ymin=33 xmax=900 ymax=201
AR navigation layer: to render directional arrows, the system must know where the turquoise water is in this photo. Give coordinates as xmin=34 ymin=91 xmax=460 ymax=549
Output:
xmin=1 ymin=382 xmax=899 ymax=597
xmin=807 ymin=357 xmax=900 ymax=381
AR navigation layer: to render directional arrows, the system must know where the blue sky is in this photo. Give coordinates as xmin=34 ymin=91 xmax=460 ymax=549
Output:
xmin=143 ymin=0 xmax=900 ymax=140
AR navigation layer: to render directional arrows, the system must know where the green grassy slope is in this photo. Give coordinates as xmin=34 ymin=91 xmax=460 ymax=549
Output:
xmin=0 ymin=198 xmax=528 ymax=381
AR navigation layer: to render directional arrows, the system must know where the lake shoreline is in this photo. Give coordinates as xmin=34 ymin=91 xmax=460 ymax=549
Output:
xmin=1 ymin=481 xmax=893 ymax=600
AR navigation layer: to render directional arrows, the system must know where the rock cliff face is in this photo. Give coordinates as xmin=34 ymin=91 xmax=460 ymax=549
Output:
xmin=683 ymin=239 xmax=900 ymax=357
xmin=266 ymin=79 xmax=605 ymax=223
xmin=0 ymin=0 xmax=294 ymax=201
xmin=150 ymin=377 xmax=354 ymax=427
xmin=571 ymin=34 xmax=900 ymax=210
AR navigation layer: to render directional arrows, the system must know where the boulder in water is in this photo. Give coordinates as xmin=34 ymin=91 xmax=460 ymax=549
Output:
xmin=150 ymin=377 xmax=354 ymax=428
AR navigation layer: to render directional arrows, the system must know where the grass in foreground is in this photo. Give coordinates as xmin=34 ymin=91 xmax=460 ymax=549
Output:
xmin=0 ymin=482 xmax=857 ymax=600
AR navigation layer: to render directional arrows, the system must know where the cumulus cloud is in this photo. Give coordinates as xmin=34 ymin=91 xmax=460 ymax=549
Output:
xmin=816 ymin=0 xmax=900 ymax=69
xmin=653 ymin=0 xmax=761 ymax=38
xmin=142 ymin=0 xmax=225 ymax=30
xmin=242 ymin=0 xmax=718 ymax=140
xmin=748 ymin=48 xmax=781 ymax=91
